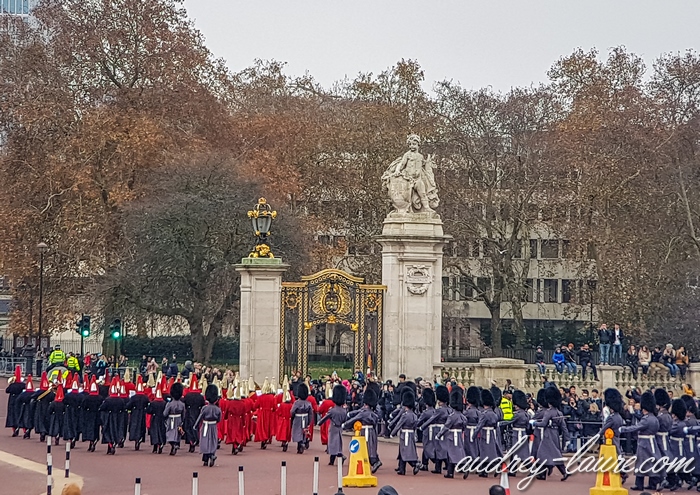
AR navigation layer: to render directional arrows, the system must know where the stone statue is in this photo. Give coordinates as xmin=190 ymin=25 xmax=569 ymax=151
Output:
xmin=381 ymin=134 xmax=439 ymax=214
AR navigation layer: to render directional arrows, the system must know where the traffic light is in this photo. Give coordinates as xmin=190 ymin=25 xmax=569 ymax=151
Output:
xmin=110 ymin=318 xmax=122 ymax=339
xmin=75 ymin=315 xmax=91 ymax=337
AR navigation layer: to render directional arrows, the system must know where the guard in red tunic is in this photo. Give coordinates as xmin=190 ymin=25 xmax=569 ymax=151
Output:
xmin=223 ymin=381 xmax=247 ymax=454
xmin=317 ymin=381 xmax=334 ymax=449
xmin=254 ymin=378 xmax=276 ymax=448
xmin=243 ymin=379 xmax=256 ymax=443
xmin=275 ymin=377 xmax=294 ymax=452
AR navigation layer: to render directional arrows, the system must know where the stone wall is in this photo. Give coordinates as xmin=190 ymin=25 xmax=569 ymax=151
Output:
xmin=436 ymin=358 xmax=700 ymax=395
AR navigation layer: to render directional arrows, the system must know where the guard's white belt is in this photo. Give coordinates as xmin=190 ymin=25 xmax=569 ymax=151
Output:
xmin=401 ymin=429 xmax=414 ymax=446
xmin=671 ymin=437 xmax=684 ymax=456
xmin=361 ymin=425 xmax=373 ymax=442
xmin=429 ymin=424 xmax=444 ymax=441
xmin=467 ymin=425 xmax=477 ymax=442
xmin=449 ymin=429 xmax=462 ymax=446
xmin=483 ymin=426 xmax=495 ymax=444
xmin=657 ymin=432 xmax=669 ymax=450
xmin=297 ymin=413 xmax=308 ymax=428
xmin=203 ymin=420 xmax=216 ymax=437
xmin=168 ymin=414 xmax=181 ymax=430
xmin=639 ymin=435 xmax=656 ymax=454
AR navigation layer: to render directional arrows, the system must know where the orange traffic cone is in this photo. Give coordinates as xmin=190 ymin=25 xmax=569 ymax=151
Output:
xmin=500 ymin=463 xmax=511 ymax=495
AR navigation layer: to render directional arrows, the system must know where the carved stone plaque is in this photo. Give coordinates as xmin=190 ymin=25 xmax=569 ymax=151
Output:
xmin=406 ymin=264 xmax=432 ymax=295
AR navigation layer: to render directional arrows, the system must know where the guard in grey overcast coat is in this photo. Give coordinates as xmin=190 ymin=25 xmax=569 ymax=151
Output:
xmin=344 ymin=388 xmax=381 ymax=473
xmin=318 ymin=385 xmax=348 ymax=465
xmin=474 ymin=389 xmax=502 ymax=478
xmin=532 ymin=387 xmax=569 ymax=481
xmin=419 ymin=385 xmax=451 ymax=475
xmin=163 ymin=383 xmax=186 ymax=455
xmin=462 ymin=386 xmax=482 ymax=479
xmin=291 ymin=383 xmax=313 ymax=454
xmin=437 ymin=387 xmax=467 ymax=479
xmin=390 ymin=389 xmax=420 ymax=475
xmin=416 ymin=388 xmax=436 ymax=472
xmin=620 ymin=391 xmax=662 ymax=491
xmin=509 ymin=390 xmax=531 ymax=474
xmin=195 ymin=384 xmax=222 ymax=467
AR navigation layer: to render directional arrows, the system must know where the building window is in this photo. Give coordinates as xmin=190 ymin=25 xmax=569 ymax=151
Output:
xmin=542 ymin=279 xmax=558 ymax=303
xmin=541 ymin=240 xmax=559 ymax=259
xmin=562 ymin=279 xmax=574 ymax=303
xmin=529 ymin=239 xmax=538 ymax=259
xmin=472 ymin=239 xmax=481 ymax=258
xmin=2 ymin=0 xmax=31 ymax=14
xmin=476 ymin=277 xmax=491 ymax=296
xmin=512 ymin=240 xmax=523 ymax=259
xmin=457 ymin=276 xmax=472 ymax=300
xmin=525 ymin=279 xmax=535 ymax=302
xmin=561 ymin=240 xmax=572 ymax=259
xmin=442 ymin=277 xmax=451 ymax=300
xmin=586 ymin=242 xmax=597 ymax=260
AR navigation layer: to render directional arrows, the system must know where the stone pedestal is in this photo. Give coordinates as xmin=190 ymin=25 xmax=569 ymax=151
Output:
xmin=235 ymin=257 xmax=288 ymax=384
xmin=376 ymin=212 xmax=451 ymax=380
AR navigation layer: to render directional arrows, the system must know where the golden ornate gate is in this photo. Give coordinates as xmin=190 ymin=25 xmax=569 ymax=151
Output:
xmin=280 ymin=269 xmax=385 ymax=379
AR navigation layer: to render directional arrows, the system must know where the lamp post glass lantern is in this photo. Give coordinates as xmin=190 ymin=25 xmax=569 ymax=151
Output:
xmin=247 ymin=198 xmax=277 ymax=258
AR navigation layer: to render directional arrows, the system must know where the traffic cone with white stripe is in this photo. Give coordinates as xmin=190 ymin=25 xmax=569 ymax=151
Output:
xmin=500 ymin=463 xmax=511 ymax=495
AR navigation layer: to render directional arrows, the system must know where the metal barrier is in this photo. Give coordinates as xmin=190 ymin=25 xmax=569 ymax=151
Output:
xmin=0 ymin=357 xmax=27 ymax=376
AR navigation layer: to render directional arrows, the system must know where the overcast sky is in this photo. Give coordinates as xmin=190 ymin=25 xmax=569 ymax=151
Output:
xmin=182 ymin=1 xmax=700 ymax=93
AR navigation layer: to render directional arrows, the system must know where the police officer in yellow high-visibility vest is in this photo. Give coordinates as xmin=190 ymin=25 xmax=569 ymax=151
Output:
xmin=47 ymin=345 xmax=66 ymax=372
xmin=499 ymin=389 xmax=514 ymax=421
xmin=67 ymin=352 xmax=80 ymax=373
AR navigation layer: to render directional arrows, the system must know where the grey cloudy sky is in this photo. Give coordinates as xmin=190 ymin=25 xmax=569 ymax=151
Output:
xmin=182 ymin=0 xmax=700 ymax=93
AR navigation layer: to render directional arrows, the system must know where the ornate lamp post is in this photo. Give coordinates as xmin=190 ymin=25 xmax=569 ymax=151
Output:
xmin=37 ymin=242 xmax=48 ymax=348
xmin=247 ymin=198 xmax=277 ymax=258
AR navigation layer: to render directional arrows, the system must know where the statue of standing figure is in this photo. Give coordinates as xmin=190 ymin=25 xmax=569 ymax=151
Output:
xmin=381 ymin=134 xmax=439 ymax=214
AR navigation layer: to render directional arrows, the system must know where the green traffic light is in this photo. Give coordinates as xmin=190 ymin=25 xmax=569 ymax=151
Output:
xmin=81 ymin=329 xmax=90 ymax=337
xmin=112 ymin=330 xmax=121 ymax=339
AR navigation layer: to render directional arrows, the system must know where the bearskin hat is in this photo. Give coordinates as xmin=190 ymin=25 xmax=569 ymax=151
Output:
xmin=435 ymin=385 xmax=450 ymax=404
xmin=402 ymin=390 xmax=416 ymax=409
xmin=366 ymin=380 xmax=381 ymax=398
xmin=297 ymin=383 xmax=309 ymax=401
xmin=466 ymin=386 xmax=481 ymax=407
xmin=481 ymin=388 xmax=496 ymax=408
xmin=452 ymin=387 xmax=465 ymax=412
xmin=545 ymin=386 xmax=562 ymax=408
xmin=681 ymin=394 xmax=697 ymax=415
xmin=654 ymin=389 xmax=671 ymax=410
xmin=170 ymin=382 xmax=184 ymax=401
xmin=603 ymin=388 xmax=624 ymax=414
xmin=536 ymin=389 xmax=547 ymax=408
xmin=332 ymin=384 xmax=347 ymax=406
xmin=403 ymin=380 xmax=417 ymax=395
xmin=490 ymin=385 xmax=502 ymax=405
xmin=421 ymin=387 xmax=436 ymax=408
xmin=640 ymin=391 xmax=656 ymax=415
xmin=363 ymin=387 xmax=378 ymax=408
xmin=205 ymin=384 xmax=219 ymax=404
xmin=671 ymin=398 xmax=688 ymax=420
xmin=512 ymin=390 xmax=528 ymax=411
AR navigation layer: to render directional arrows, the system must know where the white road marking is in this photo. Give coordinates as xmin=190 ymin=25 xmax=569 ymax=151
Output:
xmin=0 ymin=448 xmax=84 ymax=495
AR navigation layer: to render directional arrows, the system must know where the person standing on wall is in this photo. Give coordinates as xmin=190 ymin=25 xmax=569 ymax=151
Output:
xmin=598 ymin=324 xmax=610 ymax=365
xmin=611 ymin=324 xmax=624 ymax=366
